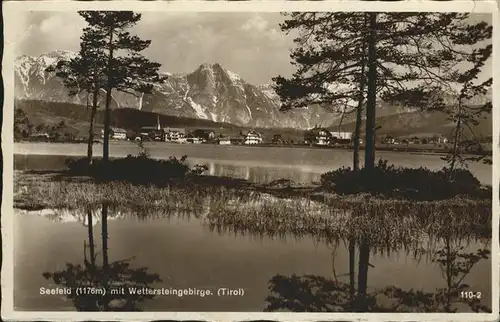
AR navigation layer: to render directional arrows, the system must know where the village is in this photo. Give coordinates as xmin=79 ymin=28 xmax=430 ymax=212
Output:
xmin=21 ymin=112 xmax=490 ymax=155
xmin=100 ymin=115 xmax=469 ymax=150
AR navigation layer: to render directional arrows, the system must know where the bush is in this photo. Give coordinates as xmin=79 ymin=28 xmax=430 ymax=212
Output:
xmin=320 ymin=159 xmax=488 ymax=201
xmin=65 ymin=154 xmax=208 ymax=186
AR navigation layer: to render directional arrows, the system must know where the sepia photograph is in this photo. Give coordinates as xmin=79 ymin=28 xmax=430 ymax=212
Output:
xmin=2 ymin=1 xmax=498 ymax=321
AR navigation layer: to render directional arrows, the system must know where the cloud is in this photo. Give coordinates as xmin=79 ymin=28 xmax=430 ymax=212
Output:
xmin=15 ymin=11 xmax=295 ymax=84
xmin=238 ymin=13 xmax=289 ymax=47
xmin=241 ymin=14 xmax=269 ymax=33
xmin=16 ymin=12 xmax=84 ymax=56
xmin=39 ymin=15 xmax=63 ymax=34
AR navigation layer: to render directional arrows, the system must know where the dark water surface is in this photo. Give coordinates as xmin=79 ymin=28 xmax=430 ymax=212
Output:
xmin=14 ymin=207 xmax=491 ymax=312
xmin=14 ymin=142 xmax=493 ymax=184
xmin=13 ymin=143 xmax=493 ymax=312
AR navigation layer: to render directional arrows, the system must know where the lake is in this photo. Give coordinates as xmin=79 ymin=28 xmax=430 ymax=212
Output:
xmin=14 ymin=207 xmax=492 ymax=312
xmin=13 ymin=142 xmax=493 ymax=185
xmin=12 ymin=142 xmax=493 ymax=312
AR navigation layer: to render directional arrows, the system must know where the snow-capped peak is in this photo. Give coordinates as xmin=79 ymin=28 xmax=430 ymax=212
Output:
xmin=14 ymin=54 xmax=346 ymax=129
xmin=226 ymin=70 xmax=242 ymax=83
xmin=193 ymin=63 xmax=244 ymax=84
xmin=256 ymin=83 xmax=279 ymax=100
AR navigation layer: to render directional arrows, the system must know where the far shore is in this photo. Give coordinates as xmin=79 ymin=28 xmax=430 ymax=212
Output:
xmin=12 ymin=140 xmax=494 ymax=186
xmin=13 ymin=140 xmax=491 ymax=158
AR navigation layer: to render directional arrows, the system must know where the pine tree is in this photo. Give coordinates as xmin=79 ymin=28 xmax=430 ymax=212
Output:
xmin=274 ymin=12 xmax=492 ymax=311
xmin=46 ymin=33 xmax=107 ymax=165
xmin=440 ymin=43 xmax=492 ymax=179
xmin=274 ymin=12 xmax=491 ymax=170
xmin=274 ymin=12 xmax=369 ymax=171
xmin=78 ymin=11 xmax=167 ymax=162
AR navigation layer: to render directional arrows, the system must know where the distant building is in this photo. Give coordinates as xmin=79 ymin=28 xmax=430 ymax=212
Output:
xmin=427 ymin=135 xmax=448 ymax=144
xmin=218 ymin=138 xmax=232 ymax=145
xmin=111 ymin=128 xmax=127 ymax=140
xmin=330 ymin=131 xmax=352 ymax=140
xmin=28 ymin=132 xmax=51 ymax=142
xmin=243 ymin=129 xmax=263 ymax=145
xmin=383 ymin=136 xmax=396 ymax=144
xmin=29 ymin=132 xmax=50 ymax=139
xmin=164 ymin=127 xmax=187 ymax=142
xmin=137 ymin=114 xmax=167 ymax=141
xmin=315 ymin=129 xmax=331 ymax=146
xmin=193 ymin=129 xmax=216 ymax=142
xmin=139 ymin=126 xmax=163 ymax=141
xmin=101 ymin=127 xmax=127 ymax=140
xmin=186 ymin=134 xmax=203 ymax=144
xmin=304 ymin=127 xmax=334 ymax=146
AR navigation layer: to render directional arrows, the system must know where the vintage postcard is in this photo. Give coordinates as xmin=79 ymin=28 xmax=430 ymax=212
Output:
xmin=2 ymin=1 xmax=499 ymax=321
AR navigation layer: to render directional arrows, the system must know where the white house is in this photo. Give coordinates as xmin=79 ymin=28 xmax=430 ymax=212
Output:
xmin=330 ymin=131 xmax=352 ymax=140
xmin=164 ymin=127 xmax=186 ymax=142
xmin=315 ymin=129 xmax=330 ymax=145
xmin=218 ymin=138 xmax=232 ymax=145
xmin=186 ymin=135 xmax=203 ymax=144
xmin=243 ymin=130 xmax=263 ymax=145
xmin=438 ymin=137 xmax=448 ymax=144
xmin=101 ymin=127 xmax=127 ymax=140
xmin=112 ymin=128 xmax=127 ymax=140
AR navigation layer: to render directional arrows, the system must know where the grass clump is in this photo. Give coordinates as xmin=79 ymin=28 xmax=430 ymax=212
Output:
xmin=14 ymin=172 xmax=491 ymax=253
xmin=320 ymin=159 xmax=489 ymax=201
xmin=206 ymin=194 xmax=491 ymax=251
xmin=65 ymin=154 xmax=208 ymax=186
xmin=15 ymin=177 xmax=234 ymax=217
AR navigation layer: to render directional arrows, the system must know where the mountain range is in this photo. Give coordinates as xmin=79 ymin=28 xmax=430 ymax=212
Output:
xmin=14 ymin=50 xmax=492 ymax=134
xmin=15 ymin=50 xmax=336 ymax=129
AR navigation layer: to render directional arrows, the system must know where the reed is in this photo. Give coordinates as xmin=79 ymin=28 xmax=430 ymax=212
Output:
xmin=15 ymin=174 xmax=491 ymax=254
xmin=204 ymin=193 xmax=491 ymax=252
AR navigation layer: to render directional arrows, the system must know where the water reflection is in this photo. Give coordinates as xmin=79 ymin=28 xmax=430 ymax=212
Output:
xmin=41 ymin=204 xmax=162 ymax=311
xmin=17 ymin=195 xmax=491 ymax=312
xmin=203 ymin=161 xmax=317 ymax=184
xmin=204 ymin=194 xmax=492 ymax=313
xmin=264 ymin=237 xmax=491 ymax=312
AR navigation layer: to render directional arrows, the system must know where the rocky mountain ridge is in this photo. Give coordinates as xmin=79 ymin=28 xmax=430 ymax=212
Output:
xmin=15 ymin=51 xmax=339 ymax=129
xmin=14 ymin=51 xmax=492 ymax=130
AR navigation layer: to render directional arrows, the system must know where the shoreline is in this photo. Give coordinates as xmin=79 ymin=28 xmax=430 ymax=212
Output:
xmin=12 ymin=170 xmax=492 ymax=243
xmin=12 ymin=143 xmax=494 ymax=186
xmin=13 ymin=140 xmax=492 ymax=158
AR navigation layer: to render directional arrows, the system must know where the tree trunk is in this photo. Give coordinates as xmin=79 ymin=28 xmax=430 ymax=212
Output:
xmin=355 ymin=13 xmax=375 ymax=312
xmin=353 ymin=15 xmax=368 ymax=171
xmin=353 ymin=108 xmax=363 ymax=171
xmin=101 ymin=203 xmax=109 ymax=269
xmin=87 ymin=209 xmax=96 ymax=267
xmin=101 ymin=203 xmax=110 ymax=310
xmin=87 ymin=89 xmax=99 ymax=165
xmin=348 ymin=238 xmax=356 ymax=303
xmin=364 ymin=12 xmax=378 ymax=170
xmin=449 ymin=103 xmax=463 ymax=181
xmin=86 ymin=208 xmax=97 ymax=288
xmin=103 ymin=29 xmax=115 ymax=163
xmin=357 ymin=239 xmax=370 ymax=311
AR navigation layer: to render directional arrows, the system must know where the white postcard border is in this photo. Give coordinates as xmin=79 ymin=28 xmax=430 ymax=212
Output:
xmin=2 ymin=1 xmax=499 ymax=322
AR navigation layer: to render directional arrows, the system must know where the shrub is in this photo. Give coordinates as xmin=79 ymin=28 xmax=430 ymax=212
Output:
xmin=65 ymin=154 xmax=208 ymax=186
xmin=320 ymin=159 xmax=488 ymax=201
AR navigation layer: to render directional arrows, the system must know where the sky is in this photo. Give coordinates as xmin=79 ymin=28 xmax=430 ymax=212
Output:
xmin=16 ymin=12 xmax=295 ymax=85
xmin=15 ymin=11 xmax=493 ymax=85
